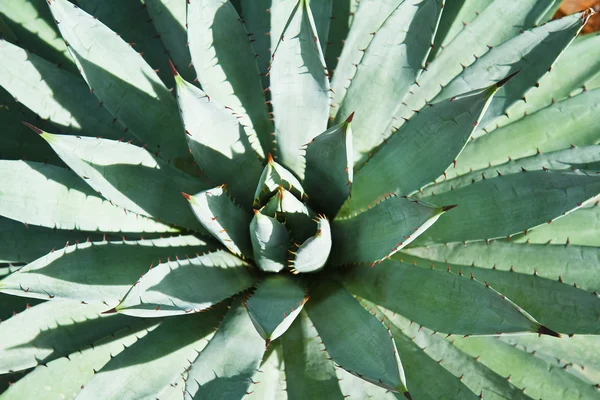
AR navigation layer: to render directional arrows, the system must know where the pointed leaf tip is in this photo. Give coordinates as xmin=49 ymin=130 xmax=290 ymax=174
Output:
xmin=267 ymin=153 xmax=274 ymax=163
xmin=181 ymin=192 xmax=191 ymax=201
xmin=496 ymin=70 xmax=520 ymax=88
xmin=538 ymin=325 xmax=561 ymax=338
xmin=403 ymin=392 xmax=413 ymax=400
xmin=167 ymin=59 xmax=179 ymax=76
xmin=21 ymin=121 xmax=43 ymax=135
xmin=345 ymin=112 xmax=355 ymax=123
xmin=101 ymin=307 xmax=118 ymax=315
xmin=441 ymin=204 xmax=458 ymax=212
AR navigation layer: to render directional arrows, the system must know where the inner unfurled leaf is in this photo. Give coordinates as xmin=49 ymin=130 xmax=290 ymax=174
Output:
xmin=291 ymin=216 xmax=332 ymax=274
xmin=245 ymin=275 xmax=306 ymax=343
xmin=250 ymin=210 xmax=290 ymax=273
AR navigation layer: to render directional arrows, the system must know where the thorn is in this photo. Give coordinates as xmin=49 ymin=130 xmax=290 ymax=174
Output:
xmin=168 ymin=59 xmax=179 ymax=76
xmin=346 ymin=112 xmax=355 ymax=123
xmin=181 ymin=192 xmax=191 ymax=200
xmin=496 ymin=70 xmax=520 ymax=87
xmin=102 ymin=308 xmax=118 ymax=315
xmin=441 ymin=204 xmax=457 ymax=212
xmin=538 ymin=325 xmax=561 ymax=338
xmin=21 ymin=121 xmax=43 ymax=135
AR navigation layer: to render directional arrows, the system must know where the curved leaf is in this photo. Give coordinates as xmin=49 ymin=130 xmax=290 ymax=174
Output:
xmin=305 ymin=281 xmax=409 ymax=395
xmin=0 ymin=301 xmax=141 ymax=373
xmin=245 ymin=275 xmax=306 ymax=342
xmin=417 ymin=171 xmax=600 ymax=244
xmin=184 ymin=298 xmax=265 ymax=400
xmin=270 ymin=0 xmax=331 ymax=178
xmin=336 ymin=0 xmax=442 ymax=162
xmin=281 ymin=311 xmax=345 ymax=400
xmin=331 ymin=195 xmax=446 ymax=265
xmin=185 ymin=186 xmax=253 ymax=257
xmin=250 ymin=210 xmax=289 ymax=273
xmin=0 ymin=236 xmax=214 ymax=305
xmin=115 ymin=251 xmax=255 ymax=317
xmin=174 ymin=72 xmax=264 ymax=207
xmin=188 ymin=0 xmax=272 ymax=156
xmin=47 ymin=0 xmax=191 ymax=169
xmin=254 ymin=157 xmax=305 ymax=207
xmin=0 ymin=160 xmax=172 ymax=232
xmin=304 ymin=115 xmax=353 ymax=217
xmin=39 ymin=131 xmax=209 ymax=232
xmin=77 ymin=307 xmax=227 ymax=400
xmin=349 ymin=82 xmax=500 ymax=212
xmin=344 ymin=260 xmax=548 ymax=336
xmin=291 ymin=216 xmax=331 ymax=274
xmin=261 ymin=187 xmax=316 ymax=244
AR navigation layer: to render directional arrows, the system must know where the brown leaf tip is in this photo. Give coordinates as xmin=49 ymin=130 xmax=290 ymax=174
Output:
xmin=538 ymin=325 xmax=561 ymax=338
xmin=167 ymin=59 xmax=179 ymax=76
xmin=496 ymin=70 xmax=520 ymax=88
xmin=346 ymin=112 xmax=355 ymax=123
xmin=181 ymin=192 xmax=191 ymax=201
xmin=267 ymin=153 xmax=274 ymax=163
xmin=403 ymin=391 xmax=413 ymax=400
xmin=101 ymin=307 xmax=118 ymax=315
xmin=21 ymin=121 xmax=43 ymax=135
xmin=441 ymin=204 xmax=458 ymax=212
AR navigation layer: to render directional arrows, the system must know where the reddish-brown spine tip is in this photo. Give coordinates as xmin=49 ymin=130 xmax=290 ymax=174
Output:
xmin=346 ymin=112 xmax=355 ymax=123
xmin=538 ymin=325 xmax=561 ymax=338
xmin=267 ymin=153 xmax=274 ymax=163
xmin=496 ymin=70 xmax=520 ymax=88
xmin=168 ymin=59 xmax=179 ymax=76
xmin=21 ymin=121 xmax=43 ymax=135
xmin=441 ymin=204 xmax=458 ymax=212
xmin=101 ymin=307 xmax=118 ymax=315
xmin=253 ymin=209 xmax=260 ymax=215
xmin=181 ymin=192 xmax=191 ymax=200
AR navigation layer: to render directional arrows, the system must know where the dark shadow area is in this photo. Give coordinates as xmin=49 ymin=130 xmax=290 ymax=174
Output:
xmin=0 ymin=292 xmax=44 ymax=322
xmin=325 ymin=0 xmax=350 ymax=74
xmin=100 ymin=303 xmax=227 ymax=372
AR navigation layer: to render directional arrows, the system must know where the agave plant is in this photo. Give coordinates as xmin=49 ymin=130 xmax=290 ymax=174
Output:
xmin=1 ymin=0 xmax=600 ymax=398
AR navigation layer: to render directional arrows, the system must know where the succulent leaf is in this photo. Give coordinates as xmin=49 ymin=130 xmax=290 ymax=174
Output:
xmin=261 ymin=187 xmax=316 ymax=244
xmin=47 ymin=0 xmax=191 ymax=168
xmin=270 ymin=0 xmax=331 ymax=178
xmin=404 ymin=240 xmax=600 ymax=293
xmin=245 ymin=275 xmax=306 ymax=342
xmin=0 ymin=235 xmax=215 ymax=305
xmin=146 ymin=0 xmax=195 ymax=83
xmin=245 ymin=342 xmax=287 ymax=400
xmin=0 ymin=39 xmax=125 ymax=141
xmin=450 ymin=335 xmax=600 ymax=399
xmin=38 ymin=131 xmax=209 ymax=232
xmin=303 ymin=115 xmax=354 ymax=218
xmin=254 ymin=157 xmax=305 ymax=206
xmin=344 ymin=260 xmax=548 ymax=336
xmin=331 ymin=196 xmax=447 ymax=265
xmin=185 ymin=186 xmax=253 ymax=257
xmin=399 ymin=254 xmax=600 ymax=334
xmin=437 ymin=11 xmax=589 ymax=129
xmin=76 ymin=306 xmax=227 ymax=400
xmin=305 ymin=280 xmax=409 ymax=395
xmin=394 ymin=0 xmax=576 ymax=125
xmin=335 ymin=0 xmax=443 ymax=163
xmin=0 ymin=160 xmax=172 ymax=232
xmin=451 ymin=89 xmax=600 ymax=178
xmin=115 ymin=250 xmax=254 ymax=317
xmin=291 ymin=216 xmax=332 ymax=274
xmin=0 ymin=300 xmax=146 ymax=373
xmin=416 ymin=170 xmax=600 ymax=244
xmin=0 ymin=216 xmax=108 ymax=264
xmin=187 ymin=0 xmax=273 ymax=156
xmin=174 ymin=72 xmax=264 ymax=207
xmin=330 ymin=0 xmax=404 ymax=118
xmin=381 ymin=310 xmax=533 ymax=400
xmin=184 ymin=297 xmax=265 ymax=400
xmin=347 ymin=82 xmax=501 ymax=213
xmin=0 ymin=313 xmax=152 ymax=400
xmin=249 ymin=209 xmax=290 ymax=273
xmin=281 ymin=310 xmax=345 ymax=399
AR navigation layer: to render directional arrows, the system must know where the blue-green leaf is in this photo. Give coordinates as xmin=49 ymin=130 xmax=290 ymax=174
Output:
xmin=291 ymin=216 xmax=331 ymax=274
xmin=254 ymin=156 xmax=305 ymax=207
xmin=305 ymin=281 xmax=409 ymax=395
xmin=184 ymin=297 xmax=265 ymax=400
xmin=245 ymin=275 xmax=306 ymax=342
xmin=115 ymin=251 xmax=255 ymax=317
xmin=249 ymin=210 xmax=290 ymax=273
xmin=270 ymin=0 xmax=331 ymax=178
